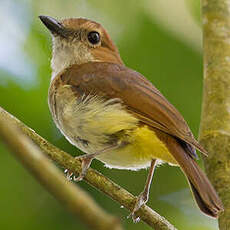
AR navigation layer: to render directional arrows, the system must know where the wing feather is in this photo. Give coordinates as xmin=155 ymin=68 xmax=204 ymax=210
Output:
xmin=58 ymin=62 xmax=207 ymax=156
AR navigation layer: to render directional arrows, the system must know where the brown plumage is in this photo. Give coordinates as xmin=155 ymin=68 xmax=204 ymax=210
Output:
xmin=51 ymin=62 xmax=223 ymax=217
xmin=40 ymin=15 xmax=224 ymax=219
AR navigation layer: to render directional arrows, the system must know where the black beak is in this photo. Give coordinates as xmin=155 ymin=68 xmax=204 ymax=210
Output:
xmin=39 ymin=15 xmax=68 ymax=37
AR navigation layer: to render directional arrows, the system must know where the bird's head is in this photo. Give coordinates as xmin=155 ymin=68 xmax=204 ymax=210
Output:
xmin=39 ymin=15 xmax=123 ymax=77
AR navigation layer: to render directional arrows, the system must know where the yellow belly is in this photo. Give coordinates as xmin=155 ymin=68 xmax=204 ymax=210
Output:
xmin=96 ymin=125 xmax=178 ymax=170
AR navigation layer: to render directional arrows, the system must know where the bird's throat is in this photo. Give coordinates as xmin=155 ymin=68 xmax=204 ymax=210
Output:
xmin=51 ymin=37 xmax=95 ymax=80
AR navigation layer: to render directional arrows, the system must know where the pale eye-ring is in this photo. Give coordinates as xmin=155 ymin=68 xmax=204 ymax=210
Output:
xmin=87 ymin=31 xmax=100 ymax=45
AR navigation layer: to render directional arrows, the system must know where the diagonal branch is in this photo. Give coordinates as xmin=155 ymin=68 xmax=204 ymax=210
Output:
xmin=0 ymin=106 xmax=177 ymax=230
xmin=0 ymin=114 xmax=123 ymax=230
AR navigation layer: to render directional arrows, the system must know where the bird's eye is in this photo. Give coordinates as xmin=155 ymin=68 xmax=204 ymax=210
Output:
xmin=87 ymin=31 xmax=100 ymax=45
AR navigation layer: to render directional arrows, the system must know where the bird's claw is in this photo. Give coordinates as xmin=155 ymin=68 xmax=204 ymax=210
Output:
xmin=63 ymin=155 xmax=92 ymax=182
xmin=73 ymin=174 xmax=84 ymax=182
xmin=64 ymin=169 xmax=74 ymax=181
xmin=127 ymin=192 xmax=148 ymax=223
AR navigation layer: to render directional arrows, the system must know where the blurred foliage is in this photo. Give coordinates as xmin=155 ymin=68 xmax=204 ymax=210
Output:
xmin=0 ymin=0 xmax=217 ymax=230
xmin=186 ymin=0 xmax=201 ymax=25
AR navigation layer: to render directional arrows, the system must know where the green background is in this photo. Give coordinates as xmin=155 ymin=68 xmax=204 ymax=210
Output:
xmin=0 ymin=0 xmax=218 ymax=229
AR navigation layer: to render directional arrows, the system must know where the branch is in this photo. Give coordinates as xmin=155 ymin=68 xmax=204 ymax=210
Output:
xmin=0 ymin=114 xmax=123 ymax=230
xmin=200 ymin=0 xmax=230 ymax=229
xmin=0 ymin=106 xmax=177 ymax=230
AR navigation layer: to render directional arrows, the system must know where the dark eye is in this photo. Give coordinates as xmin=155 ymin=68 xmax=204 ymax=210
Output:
xmin=87 ymin=31 xmax=100 ymax=45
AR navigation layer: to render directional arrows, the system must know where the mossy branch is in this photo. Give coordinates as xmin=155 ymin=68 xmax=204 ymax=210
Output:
xmin=200 ymin=0 xmax=230 ymax=229
xmin=0 ymin=111 xmax=123 ymax=230
xmin=0 ymin=106 xmax=177 ymax=230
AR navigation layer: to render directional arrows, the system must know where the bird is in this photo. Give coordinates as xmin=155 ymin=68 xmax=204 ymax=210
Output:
xmin=39 ymin=15 xmax=224 ymax=222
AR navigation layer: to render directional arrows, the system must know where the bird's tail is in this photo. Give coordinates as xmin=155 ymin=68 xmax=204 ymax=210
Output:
xmin=167 ymin=138 xmax=224 ymax=218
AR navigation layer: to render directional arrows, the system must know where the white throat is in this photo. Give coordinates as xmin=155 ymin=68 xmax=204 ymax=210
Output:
xmin=51 ymin=37 xmax=94 ymax=80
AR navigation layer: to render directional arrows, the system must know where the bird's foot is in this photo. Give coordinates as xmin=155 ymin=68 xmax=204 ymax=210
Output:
xmin=64 ymin=169 xmax=74 ymax=181
xmin=73 ymin=154 xmax=94 ymax=182
xmin=128 ymin=191 xmax=148 ymax=223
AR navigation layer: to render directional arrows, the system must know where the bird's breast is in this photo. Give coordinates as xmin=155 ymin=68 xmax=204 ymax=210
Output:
xmin=49 ymin=82 xmax=138 ymax=153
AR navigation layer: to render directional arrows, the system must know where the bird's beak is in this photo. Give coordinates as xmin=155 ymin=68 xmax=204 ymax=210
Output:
xmin=39 ymin=15 xmax=68 ymax=38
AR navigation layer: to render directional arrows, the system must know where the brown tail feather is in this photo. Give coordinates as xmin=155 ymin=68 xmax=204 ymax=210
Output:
xmin=164 ymin=136 xmax=224 ymax=218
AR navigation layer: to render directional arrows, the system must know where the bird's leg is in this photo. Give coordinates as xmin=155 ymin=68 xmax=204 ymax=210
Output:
xmin=73 ymin=143 xmax=120 ymax=182
xmin=129 ymin=159 xmax=157 ymax=223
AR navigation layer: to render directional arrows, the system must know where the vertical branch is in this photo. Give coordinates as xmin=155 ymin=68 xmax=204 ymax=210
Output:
xmin=200 ymin=0 xmax=230 ymax=229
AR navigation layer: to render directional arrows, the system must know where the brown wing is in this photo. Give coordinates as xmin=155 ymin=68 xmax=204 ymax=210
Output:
xmin=58 ymin=62 xmax=207 ymax=156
